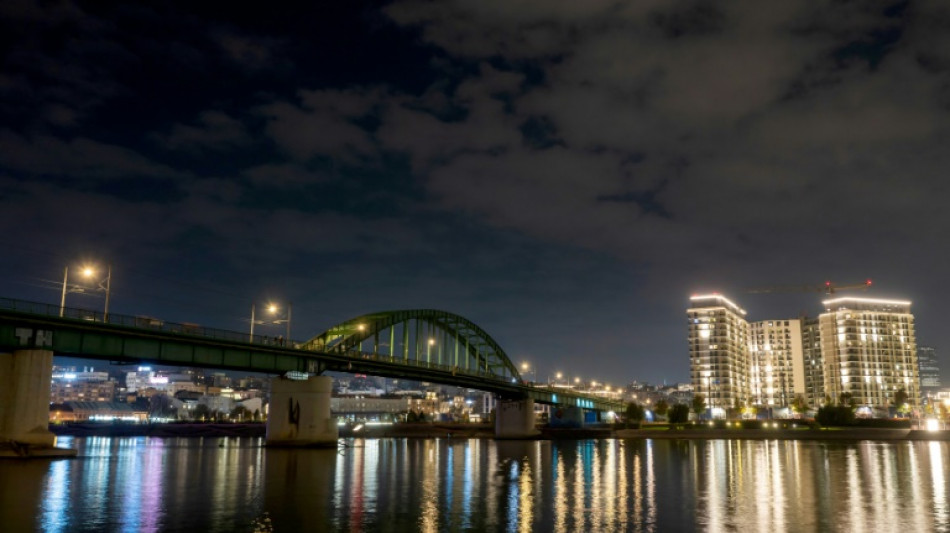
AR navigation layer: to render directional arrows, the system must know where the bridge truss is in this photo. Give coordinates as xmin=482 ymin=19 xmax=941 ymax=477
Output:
xmin=303 ymin=310 xmax=521 ymax=383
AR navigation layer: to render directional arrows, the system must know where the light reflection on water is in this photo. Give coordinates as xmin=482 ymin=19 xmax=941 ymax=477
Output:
xmin=1 ymin=437 xmax=950 ymax=531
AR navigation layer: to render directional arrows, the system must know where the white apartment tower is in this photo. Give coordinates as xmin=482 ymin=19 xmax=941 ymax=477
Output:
xmin=748 ymin=319 xmax=805 ymax=408
xmin=687 ymin=294 xmax=750 ymax=413
xmin=819 ymin=297 xmax=919 ymax=408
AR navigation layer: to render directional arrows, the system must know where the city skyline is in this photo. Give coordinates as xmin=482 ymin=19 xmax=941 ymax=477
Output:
xmin=2 ymin=1 xmax=948 ymax=385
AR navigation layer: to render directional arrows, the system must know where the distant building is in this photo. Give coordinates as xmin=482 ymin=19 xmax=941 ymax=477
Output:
xmin=918 ymin=346 xmax=941 ymax=393
xmin=50 ymin=401 xmax=147 ymax=423
xmin=50 ymin=367 xmax=116 ymax=403
xmin=331 ymin=397 xmax=411 ymax=421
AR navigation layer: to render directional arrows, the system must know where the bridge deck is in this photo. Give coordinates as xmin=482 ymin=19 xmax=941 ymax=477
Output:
xmin=0 ymin=298 xmax=624 ymax=412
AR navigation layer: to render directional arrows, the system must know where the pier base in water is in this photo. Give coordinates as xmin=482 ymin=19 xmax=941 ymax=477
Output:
xmin=266 ymin=375 xmax=338 ymax=447
xmin=495 ymin=398 xmax=541 ymax=439
xmin=0 ymin=349 xmax=75 ymax=459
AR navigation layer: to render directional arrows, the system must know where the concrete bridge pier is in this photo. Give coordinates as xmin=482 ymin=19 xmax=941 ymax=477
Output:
xmin=494 ymin=398 xmax=541 ymax=439
xmin=266 ymin=375 xmax=338 ymax=447
xmin=550 ymin=406 xmax=585 ymax=428
xmin=0 ymin=349 xmax=75 ymax=458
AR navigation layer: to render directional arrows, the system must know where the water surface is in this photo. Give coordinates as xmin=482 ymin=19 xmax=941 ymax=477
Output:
xmin=0 ymin=436 xmax=947 ymax=532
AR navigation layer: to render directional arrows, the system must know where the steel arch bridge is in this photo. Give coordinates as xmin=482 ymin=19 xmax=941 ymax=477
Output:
xmin=302 ymin=309 xmax=521 ymax=382
xmin=0 ymin=298 xmax=624 ymax=412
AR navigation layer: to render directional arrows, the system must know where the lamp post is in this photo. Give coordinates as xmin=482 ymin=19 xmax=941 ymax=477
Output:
xmin=103 ymin=264 xmax=112 ymax=321
xmin=427 ymin=338 xmax=435 ymax=364
xmin=250 ymin=302 xmax=292 ymax=343
xmin=59 ymin=263 xmax=111 ymax=319
xmin=520 ymin=362 xmax=536 ymax=384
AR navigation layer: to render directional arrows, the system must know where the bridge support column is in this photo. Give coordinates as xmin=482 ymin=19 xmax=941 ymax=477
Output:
xmin=494 ymin=398 xmax=540 ymax=439
xmin=0 ymin=350 xmax=75 ymax=457
xmin=549 ymin=406 xmax=585 ymax=428
xmin=266 ymin=375 xmax=338 ymax=447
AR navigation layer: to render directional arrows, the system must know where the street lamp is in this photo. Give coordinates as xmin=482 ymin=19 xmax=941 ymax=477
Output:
xmin=427 ymin=338 xmax=435 ymax=364
xmin=250 ymin=302 xmax=292 ymax=343
xmin=60 ymin=263 xmax=112 ymax=319
xmin=520 ymin=362 xmax=536 ymax=383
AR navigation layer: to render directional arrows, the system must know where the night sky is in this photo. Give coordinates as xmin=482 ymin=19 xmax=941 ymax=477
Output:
xmin=2 ymin=1 xmax=947 ymax=386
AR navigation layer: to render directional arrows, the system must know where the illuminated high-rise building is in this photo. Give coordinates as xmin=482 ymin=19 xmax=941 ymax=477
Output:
xmin=818 ymin=297 xmax=919 ymax=409
xmin=748 ymin=319 xmax=804 ymax=408
xmin=687 ymin=293 xmax=921 ymax=414
xmin=801 ymin=318 xmax=825 ymax=407
xmin=687 ymin=294 xmax=750 ymax=414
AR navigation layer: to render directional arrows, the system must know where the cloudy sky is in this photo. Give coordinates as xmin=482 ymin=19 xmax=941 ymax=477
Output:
xmin=1 ymin=0 xmax=947 ymax=385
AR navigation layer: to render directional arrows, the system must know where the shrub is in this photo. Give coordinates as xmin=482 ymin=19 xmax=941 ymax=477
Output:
xmin=816 ymin=405 xmax=855 ymax=427
xmin=668 ymin=404 xmax=690 ymax=424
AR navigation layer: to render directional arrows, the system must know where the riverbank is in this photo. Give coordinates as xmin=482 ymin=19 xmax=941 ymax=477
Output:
xmin=615 ymin=427 xmax=950 ymax=441
xmin=47 ymin=422 xmax=950 ymax=441
xmin=50 ymin=423 xmax=266 ymax=438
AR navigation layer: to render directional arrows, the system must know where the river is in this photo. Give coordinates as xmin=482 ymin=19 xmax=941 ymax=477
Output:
xmin=0 ymin=436 xmax=947 ymax=532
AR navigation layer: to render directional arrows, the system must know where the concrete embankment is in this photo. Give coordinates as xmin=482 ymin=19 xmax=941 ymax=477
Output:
xmin=49 ymin=423 xmax=950 ymax=441
xmin=50 ymin=423 xmax=266 ymax=438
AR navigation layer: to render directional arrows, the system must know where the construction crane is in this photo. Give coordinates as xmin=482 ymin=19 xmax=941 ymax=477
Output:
xmin=747 ymin=279 xmax=873 ymax=295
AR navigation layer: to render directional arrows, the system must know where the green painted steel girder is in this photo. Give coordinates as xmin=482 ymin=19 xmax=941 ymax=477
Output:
xmin=0 ymin=298 xmax=625 ymax=413
xmin=302 ymin=309 xmax=522 ymax=383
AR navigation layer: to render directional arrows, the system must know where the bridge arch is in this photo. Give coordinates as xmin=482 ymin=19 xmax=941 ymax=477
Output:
xmin=302 ymin=310 xmax=521 ymax=383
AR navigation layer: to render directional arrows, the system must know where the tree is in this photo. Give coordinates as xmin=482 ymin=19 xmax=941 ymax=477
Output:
xmin=691 ymin=394 xmax=706 ymax=419
xmin=654 ymin=399 xmax=670 ymax=418
xmin=192 ymin=404 xmax=211 ymax=421
xmin=625 ymin=402 xmax=645 ymax=428
xmin=839 ymin=392 xmax=854 ymax=407
xmin=893 ymin=388 xmax=910 ymax=416
xmin=230 ymin=405 xmax=251 ymax=422
xmin=148 ymin=394 xmax=176 ymax=419
xmin=816 ymin=405 xmax=855 ymax=427
xmin=791 ymin=394 xmax=807 ymax=415
xmin=668 ymin=404 xmax=690 ymax=424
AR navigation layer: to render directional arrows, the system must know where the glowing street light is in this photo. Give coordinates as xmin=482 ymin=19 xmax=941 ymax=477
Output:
xmin=427 ymin=338 xmax=435 ymax=364
xmin=520 ymin=362 xmax=536 ymax=383
xmin=250 ymin=301 xmax=292 ymax=343
xmin=59 ymin=263 xmax=112 ymax=319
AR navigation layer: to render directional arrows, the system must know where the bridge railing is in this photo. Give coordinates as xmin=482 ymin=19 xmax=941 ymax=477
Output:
xmin=0 ymin=297 xmax=303 ymax=348
xmin=1 ymin=299 xmax=624 ymax=403
xmin=336 ymin=348 xmax=516 ymax=382
xmin=0 ymin=299 xmax=516 ymax=380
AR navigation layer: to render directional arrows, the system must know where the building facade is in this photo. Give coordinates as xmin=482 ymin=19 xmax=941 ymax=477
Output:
xmin=688 ymin=294 xmax=750 ymax=414
xmin=748 ymin=319 xmax=805 ymax=408
xmin=800 ymin=318 xmax=825 ymax=407
xmin=687 ymin=293 xmax=921 ymax=416
xmin=818 ymin=297 xmax=919 ymax=409
xmin=50 ymin=367 xmax=117 ymax=403
xmin=918 ymin=346 xmax=941 ymax=392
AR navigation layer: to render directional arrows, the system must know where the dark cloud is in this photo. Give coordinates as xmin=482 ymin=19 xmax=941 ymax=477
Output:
xmin=1 ymin=0 xmax=948 ymax=385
